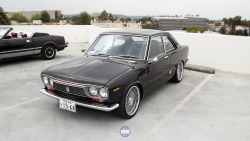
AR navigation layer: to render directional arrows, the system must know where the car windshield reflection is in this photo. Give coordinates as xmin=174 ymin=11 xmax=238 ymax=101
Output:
xmin=87 ymin=35 xmax=148 ymax=60
xmin=0 ymin=28 xmax=9 ymax=38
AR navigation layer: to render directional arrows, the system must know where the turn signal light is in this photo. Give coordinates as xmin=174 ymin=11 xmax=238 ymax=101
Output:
xmin=91 ymin=98 xmax=99 ymax=102
xmin=113 ymin=87 xmax=120 ymax=92
xmin=50 ymin=88 xmax=56 ymax=91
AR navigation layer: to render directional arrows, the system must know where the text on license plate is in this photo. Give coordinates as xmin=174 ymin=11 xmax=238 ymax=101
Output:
xmin=59 ymin=98 xmax=76 ymax=112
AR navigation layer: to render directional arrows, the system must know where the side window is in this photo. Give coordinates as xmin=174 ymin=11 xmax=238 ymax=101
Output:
xmin=162 ymin=36 xmax=175 ymax=51
xmin=148 ymin=36 xmax=165 ymax=60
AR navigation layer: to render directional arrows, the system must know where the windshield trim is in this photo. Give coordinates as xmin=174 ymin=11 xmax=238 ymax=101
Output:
xmin=0 ymin=27 xmax=13 ymax=40
xmin=86 ymin=34 xmax=149 ymax=61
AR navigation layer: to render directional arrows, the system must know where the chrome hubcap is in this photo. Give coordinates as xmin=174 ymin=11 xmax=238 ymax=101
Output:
xmin=177 ymin=62 xmax=183 ymax=81
xmin=125 ymin=86 xmax=140 ymax=116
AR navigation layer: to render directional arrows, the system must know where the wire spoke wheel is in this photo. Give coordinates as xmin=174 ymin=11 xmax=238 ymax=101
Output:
xmin=125 ymin=86 xmax=140 ymax=116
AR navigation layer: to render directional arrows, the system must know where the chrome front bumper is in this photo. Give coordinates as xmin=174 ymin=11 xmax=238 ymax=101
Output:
xmin=39 ymin=88 xmax=119 ymax=112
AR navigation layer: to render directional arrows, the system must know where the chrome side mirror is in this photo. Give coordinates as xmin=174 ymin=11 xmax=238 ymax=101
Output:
xmin=148 ymin=57 xmax=159 ymax=64
xmin=153 ymin=57 xmax=158 ymax=62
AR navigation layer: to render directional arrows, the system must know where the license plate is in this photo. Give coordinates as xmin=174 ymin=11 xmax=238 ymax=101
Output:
xmin=59 ymin=98 xmax=76 ymax=112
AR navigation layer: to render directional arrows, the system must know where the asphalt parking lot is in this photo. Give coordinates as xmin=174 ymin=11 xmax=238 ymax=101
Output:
xmin=0 ymin=43 xmax=250 ymax=141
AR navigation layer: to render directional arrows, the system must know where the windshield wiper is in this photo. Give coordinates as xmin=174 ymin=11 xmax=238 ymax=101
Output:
xmin=118 ymin=55 xmax=140 ymax=59
xmin=91 ymin=53 xmax=110 ymax=57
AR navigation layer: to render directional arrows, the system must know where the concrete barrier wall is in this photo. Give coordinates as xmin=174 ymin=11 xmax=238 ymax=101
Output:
xmin=169 ymin=32 xmax=250 ymax=74
xmin=1 ymin=25 xmax=249 ymax=74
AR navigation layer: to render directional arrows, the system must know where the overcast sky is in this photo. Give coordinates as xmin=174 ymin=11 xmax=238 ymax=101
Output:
xmin=1 ymin=0 xmax=250 ymax=20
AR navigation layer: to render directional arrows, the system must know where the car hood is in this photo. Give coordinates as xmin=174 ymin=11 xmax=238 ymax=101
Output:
xmin=43 ymin=56 xmax=140 ymax=86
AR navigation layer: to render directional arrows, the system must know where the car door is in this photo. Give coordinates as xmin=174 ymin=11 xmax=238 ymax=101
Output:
xmin=0 ymin=37 xmax=34 ymax=59
xmin=146 ymin=36 xmax=169 ymax=87
xmin=162 ymin=35 xmax=178 ymax=79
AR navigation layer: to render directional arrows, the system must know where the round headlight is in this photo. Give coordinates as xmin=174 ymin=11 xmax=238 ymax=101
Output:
xmin=49 ymin=78 xmax=54 ymax=86
xmin=99 ymin=88 xmax=108 ymax=98
xmin=89 ymin=87 xmax=98 ymax=96
xmin=43 ymin=76 xmax=49 ymax=84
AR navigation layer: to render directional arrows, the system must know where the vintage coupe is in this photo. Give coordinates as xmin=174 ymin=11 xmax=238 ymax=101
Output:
xmin=40 ymin=29 xmax=189 ymax=119
xmin=0 ymin=27 xmax=67 ymax=60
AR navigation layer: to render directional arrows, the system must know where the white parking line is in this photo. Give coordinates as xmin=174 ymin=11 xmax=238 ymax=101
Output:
xmin=144 ymin=74 xmax=214 ymax=140
xmin=2 ymin=97 xmax=43 ymax=111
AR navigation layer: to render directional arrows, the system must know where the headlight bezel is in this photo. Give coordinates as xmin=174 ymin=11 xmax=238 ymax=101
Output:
xmin=99 ymin=88 xmax=108 ymax=98
xmin=89 ymin=86 xmax=98 ymax=96
xmin=42 ymin=76 xmax=49 ymax=85
xmin=49 ymin=78 xmax=54 ymax=86
xmin=87 ymin=86 xmax=109 ymax=99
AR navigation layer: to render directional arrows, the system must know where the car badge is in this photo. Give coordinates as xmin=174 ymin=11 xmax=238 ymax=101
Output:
xmin=66 ymin=87 xmax=70 ymax=92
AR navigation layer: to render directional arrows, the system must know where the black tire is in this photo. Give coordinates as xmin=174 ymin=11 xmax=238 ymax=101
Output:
xmin=41 ymin=45 xmax=56 ymax=60
xmin=170 ymin=61 xmax=184 ymax=83
xmin=116 ymin=85 xmax=141 ymax=119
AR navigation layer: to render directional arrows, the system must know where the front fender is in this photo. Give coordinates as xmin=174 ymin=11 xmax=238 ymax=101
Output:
xmin=106 ymin=65 xmax=147 ymax=103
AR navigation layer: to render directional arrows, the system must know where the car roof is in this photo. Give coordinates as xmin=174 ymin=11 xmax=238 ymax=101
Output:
xmin=101 ymin=29 xmax=169 ymax=36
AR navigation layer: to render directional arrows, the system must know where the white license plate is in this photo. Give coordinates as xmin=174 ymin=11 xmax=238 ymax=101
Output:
xmin=59 ymin=98 xmax=76 ymax=112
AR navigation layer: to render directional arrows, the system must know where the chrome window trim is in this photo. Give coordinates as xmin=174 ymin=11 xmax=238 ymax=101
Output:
xmin=86 ymin=34 xmax=149 ymax=61
xmin=162 ymin=35 xmax=176 ymax=53
xmin=146 ymin=35 xmax=166 ymax=62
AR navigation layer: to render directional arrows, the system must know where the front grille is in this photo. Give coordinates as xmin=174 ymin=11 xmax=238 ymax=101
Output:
xmin=54 ymin=82 xmax=86 ymax=97
xmin=54 ymin=90 xmax=112 ymax=107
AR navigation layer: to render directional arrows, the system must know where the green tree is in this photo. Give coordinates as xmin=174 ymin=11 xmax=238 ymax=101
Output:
xmin=137 ymin=17 xmax=151 ymax=24
xmin=108 ymin=13 xmax=114 ymax=22
xmin=232 ymin=16 xmax=241 ymax=29
xmin=99 ymin=10 xmax=108 ymax=21
xmin=30 ymin=13 xmax=41 ymax=21
xmin=10 ymin=13 xmax=28 ymax=23
xmin=235 ymin=30 xmax=243 ymax=35
xmin=0 ymin=7 xmax=10 ymax=25
xmin=75 ymin=11 xmax=91 ymax=25
xmin=243 ymin=29 xmax=248 ymax=36
xmin=40 ymin=10 xmax=50 ymax=22
xmin=142 ymin=23 xmax=157 ymax=29
xmin=186 ymin=27 xmax=206 ymax=33
xmin=219 ymin=26 xmax=227 ymax=34
xmin=125 ymin=18 xmax=131 ymax=22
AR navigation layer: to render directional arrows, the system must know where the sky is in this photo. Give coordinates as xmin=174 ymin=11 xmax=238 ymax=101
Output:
xmin=1 ymin=0 xmax=250 ymax=20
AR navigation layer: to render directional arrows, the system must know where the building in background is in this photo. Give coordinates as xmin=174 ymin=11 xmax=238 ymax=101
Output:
xmin=154 ymin=14 xmax=208 ymax=30
xmin=7 ymin=10 xmax=62 ymax=20
xmin=235 ymin=25 xmax=249 ymax=31
xmin=91 ymin=20 xmax=142 ymax=29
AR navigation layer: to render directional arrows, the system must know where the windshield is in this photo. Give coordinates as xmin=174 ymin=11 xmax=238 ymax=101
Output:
xmin=87 ymin=34 xmax=149 ymax=59
xmin=0 ymin=28 xmax=9 ymax=39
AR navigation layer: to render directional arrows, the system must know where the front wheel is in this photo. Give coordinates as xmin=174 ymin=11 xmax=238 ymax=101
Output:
xmin=116 ymin=85 xmax=141 ymax=119
xmin=41 ymin=45 xmax=56 ymax=60
xmin=170 ymin=61 xmax=184 ymax=83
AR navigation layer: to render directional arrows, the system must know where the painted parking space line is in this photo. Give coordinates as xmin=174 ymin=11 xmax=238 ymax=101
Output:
xmin=2 ymin=97 xmax=43 ymax=111
xmin=144 ymin=74 xmax=214 ymax=140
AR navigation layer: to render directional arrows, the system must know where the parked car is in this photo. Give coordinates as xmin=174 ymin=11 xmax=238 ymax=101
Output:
xmin=0 ymin=27 xmax=67 ymax=60
xmin=40 ymin=29 xmax=189 ymax=119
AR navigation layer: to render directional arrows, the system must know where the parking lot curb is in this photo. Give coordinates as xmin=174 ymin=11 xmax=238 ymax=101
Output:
xmin=184 ymin=64 xmax=215 ymax=74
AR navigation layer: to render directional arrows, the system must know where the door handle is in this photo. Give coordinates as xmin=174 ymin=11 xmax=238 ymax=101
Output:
xmin=165 ymin=56 xmax=169 ymax=59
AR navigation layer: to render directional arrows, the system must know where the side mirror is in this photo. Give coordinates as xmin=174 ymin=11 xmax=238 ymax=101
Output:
xmin=153 ymin=57 xmax=159 ymax=62
xmin=148 ymin=57 xmax=159 ymax=64
xmin=81 ymin=49 xmax=86 ymax=52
